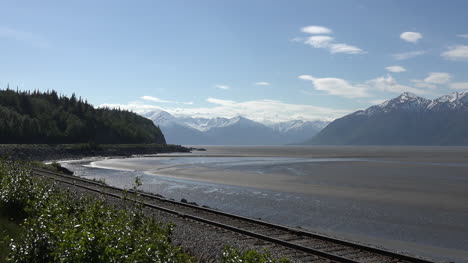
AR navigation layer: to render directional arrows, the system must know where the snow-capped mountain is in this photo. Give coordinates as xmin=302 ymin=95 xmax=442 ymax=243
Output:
xmin=307 ymin=91 xmax=468 ymax=145
xmin=143 ymin=110 xmax=328 ymax=145
xmin=358 ymin=91 xmax=468 ymax=116
xmin=428 ymin=91 xmax=468 ymax=111
xmin=177 ymin=116 xmax=232 ymax=131
xmin=144 ymin=109 xmax=179 ymax=126
xmin=270 ymin=120 xmax=329 ymax=133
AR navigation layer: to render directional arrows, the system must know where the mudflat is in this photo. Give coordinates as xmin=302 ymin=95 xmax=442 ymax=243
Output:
xmin=81 ymin=146 xmax=468 ymax=262
xmin=93 ymin=146 xmax=468 ymax=210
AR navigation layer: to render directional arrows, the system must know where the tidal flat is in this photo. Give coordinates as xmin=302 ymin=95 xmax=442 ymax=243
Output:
xmin=62 ymin=146 xmax=468 ymax=263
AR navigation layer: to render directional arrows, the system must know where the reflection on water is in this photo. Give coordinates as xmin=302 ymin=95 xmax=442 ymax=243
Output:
xmin=62 ymin=152 xmax=468 ymax=263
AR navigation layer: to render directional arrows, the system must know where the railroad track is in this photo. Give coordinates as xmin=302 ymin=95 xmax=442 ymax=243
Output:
xmin=32 ymin=167 xmax=438 ymax=263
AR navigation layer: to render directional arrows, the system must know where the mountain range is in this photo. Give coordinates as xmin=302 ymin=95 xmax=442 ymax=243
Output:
xmin=307 ymin=91 xmax=468 ymax=145
xmin=143 ymin=110 xmax=328 ymax=145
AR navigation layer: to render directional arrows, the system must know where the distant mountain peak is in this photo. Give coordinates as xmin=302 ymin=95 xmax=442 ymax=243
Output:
xmin=144 ymin=110 xmax=328 ymax=145
xmin=143 ymin=110 xmax=177 ymax=126
xmin=360 ymin=91 xmax=468 ymax=116
xmin=231 ymin=115 xmax=245 ymax=121
xmin=399 ymin=92 xmax=419 ymax=99
xmin=308 ymin=90 xmax=468 ymax=146
xmin=434 ymin=91 xmax=468 ymax=103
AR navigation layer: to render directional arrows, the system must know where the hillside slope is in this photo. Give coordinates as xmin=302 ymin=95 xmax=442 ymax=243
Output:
xmin=307 ymin=91 xmax=468 ymax=145
xmin=0 ymin=89 xmax=166 ymax=144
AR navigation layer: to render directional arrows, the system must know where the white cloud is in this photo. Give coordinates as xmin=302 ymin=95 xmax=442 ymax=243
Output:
xmin=141 ymin=95 xmax=193 ymax=105
xmin=385 ymin=66 xmax=406 ymax=73
xmin=0 ymin=26 xmax=49 ymax=48
xmin=408 ymin=72 xmax=451 ymax=90
xmin=392 ymin=50 xmax=426 ymax=60
xmin=400 ymin=32 xmax=423 ymax=43
xmin=255 ymin=82 xmax=270 ymax=86
xmin=411 ymin=80 xmax=437 ymax=89
xmin=329 ymin=43 xmax=364 ymax=54
xmin=450 ymin=82 xmax=468 ymax=90
xmin=215 ymin=85 xmax=231 ymax=90
xmin=141 ymin=96 xmax=170 ymax=103
xmin=299 ymin=75 xmax=369 ymax=98
xmin=301 ymin=25 xmax=332 ymax=34
xmin=441 ymin=45 xmax=468 ymax=61
xmin=101 ymin=98 xmax=353 ymax=123
xmin=367 ymin=75 xmax=427 ymax=95
xmin=300 ymin=72 xmax=436 ymax=98
xmin=300 ymin=26 xmax=364 ymax=55
xmin=205 ymin=97 xmax=236 ymax=105
xmin=457 ymin=34 xmax=468 ymax=38
xmin=424 ymin=72 xmax=452 ymax=84
xmin=298 ymin=75 xmax=315 ymax=81
xmin=304 ymin=35 xmax=334 ymax=48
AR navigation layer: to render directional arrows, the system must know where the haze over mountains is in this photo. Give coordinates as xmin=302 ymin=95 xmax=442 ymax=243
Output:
xmin=143 ymin=110 xmax=328 ymax=145
xmin=308 ymin=91 xmax=468 ymax=145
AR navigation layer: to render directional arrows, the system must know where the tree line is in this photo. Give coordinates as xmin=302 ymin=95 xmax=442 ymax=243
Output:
xmin=0 ymin=88 xmax=166 ymax=144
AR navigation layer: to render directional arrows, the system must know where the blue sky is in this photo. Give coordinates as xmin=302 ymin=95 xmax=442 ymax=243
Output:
xmin=1 ymin=0 xmax=468 ymax=122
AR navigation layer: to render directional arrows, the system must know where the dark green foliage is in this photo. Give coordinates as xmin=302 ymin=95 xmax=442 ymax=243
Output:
xmin=0 ymin=160 xmax=40 ymax=219
xmin=0 ymin=160 xmax=192 ymax=262
xmin=0 ymin=89 xmax=166 ymax=144
xmin=0 ymin=215 xmax=22 ymax=263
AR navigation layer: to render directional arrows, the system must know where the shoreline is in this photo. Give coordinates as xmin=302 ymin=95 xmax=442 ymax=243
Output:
xmin=87 ymin=156 xmax=468 ymax=211
xmin=0 ymin=144 xmax=191 ymax=162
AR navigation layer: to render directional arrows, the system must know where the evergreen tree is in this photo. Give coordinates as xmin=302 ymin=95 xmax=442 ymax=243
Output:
xmin=0 ymin=89 xmax=166 ymax=144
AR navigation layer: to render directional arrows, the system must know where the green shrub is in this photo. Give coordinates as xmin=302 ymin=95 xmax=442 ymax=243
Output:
xmin=0 ymin=160 xmax=193 ymax=262
xmin=0 ymin=160 xmax=50 ymax=219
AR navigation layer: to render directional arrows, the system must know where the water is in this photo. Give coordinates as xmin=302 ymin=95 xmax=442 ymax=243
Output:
xmin=61 ymin=146 xmax=468 ymax=262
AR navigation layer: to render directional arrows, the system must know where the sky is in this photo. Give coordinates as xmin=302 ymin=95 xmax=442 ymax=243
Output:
xmin=1 ymin=0 xmax=468 ymax=123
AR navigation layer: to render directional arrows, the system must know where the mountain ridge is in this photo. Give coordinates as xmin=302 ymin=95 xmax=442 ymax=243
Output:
xmin=307 ymin=90 xmax=468 ymax=146
xmin=143 ymin=111 xmax=328 ymax=145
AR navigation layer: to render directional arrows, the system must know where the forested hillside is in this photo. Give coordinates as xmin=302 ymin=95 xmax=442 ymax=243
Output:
xmin=0 ymin=89 xmax=166 ymax=144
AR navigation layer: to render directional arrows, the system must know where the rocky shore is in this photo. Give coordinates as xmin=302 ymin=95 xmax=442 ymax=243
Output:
xmin=0 ymin=144 xmax=191 ymax=162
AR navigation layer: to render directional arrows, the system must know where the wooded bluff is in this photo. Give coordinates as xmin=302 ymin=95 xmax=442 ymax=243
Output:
xmin=0 ymin=89 xmax=166 ymax=144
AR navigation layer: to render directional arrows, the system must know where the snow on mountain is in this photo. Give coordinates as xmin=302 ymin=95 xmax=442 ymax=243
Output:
xmin=143 ymin=110 xmax=328 ymax=145
xmin=428 ymin=91 xmax=468 ymax=111
xmin=358 ymin=91 xmax=468 ymax=116
xmin=177 ymin=116 xmax=231 ymax=131
xmin=225 ymin=116 xmax=266 ymax=128
xmin=270 ymin=120 xmax=329 ymax=133
xmin=143 ymin=110 xmax=179 ymax=126
xmin=307 ymin=90 xmax=468 ymax=146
